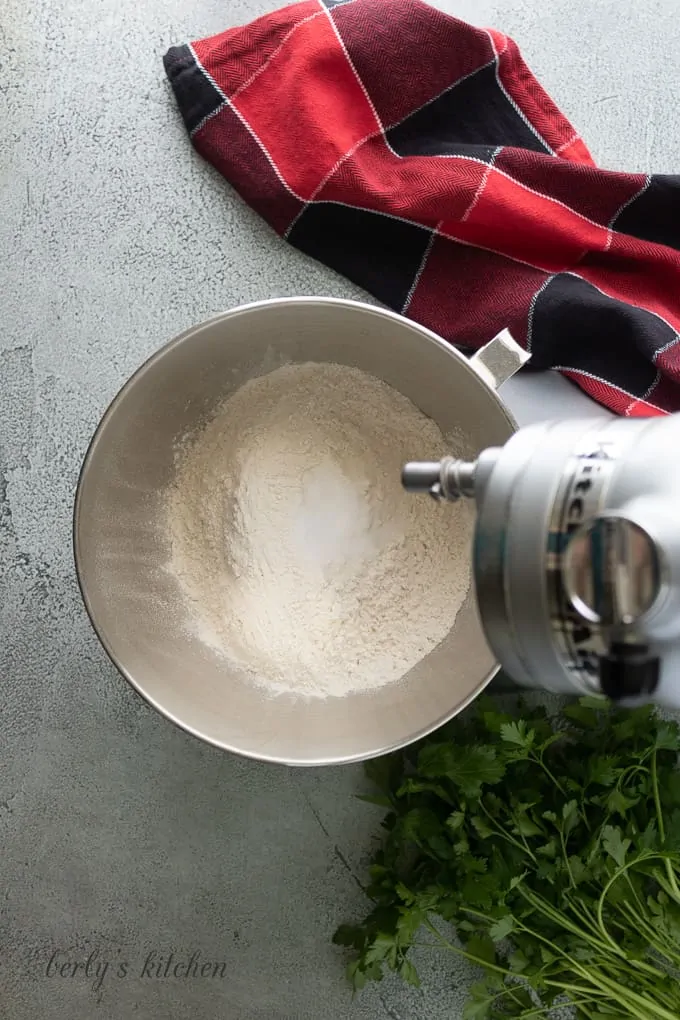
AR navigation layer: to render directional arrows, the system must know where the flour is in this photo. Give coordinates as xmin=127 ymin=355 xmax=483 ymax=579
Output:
xmin=166 ymin=362 xmax=473 ymax=699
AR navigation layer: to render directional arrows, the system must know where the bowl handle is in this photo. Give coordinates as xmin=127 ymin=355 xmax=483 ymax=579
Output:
xmin=469 ymin=329 xmax=531 ymax=391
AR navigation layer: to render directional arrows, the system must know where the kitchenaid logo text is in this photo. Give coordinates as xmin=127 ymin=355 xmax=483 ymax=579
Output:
xmin=45 ymin=948 xmax=228 ymax=991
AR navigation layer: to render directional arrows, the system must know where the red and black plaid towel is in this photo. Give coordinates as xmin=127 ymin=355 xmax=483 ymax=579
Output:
xmin=164 ymin=0 xmax=680 ymax=416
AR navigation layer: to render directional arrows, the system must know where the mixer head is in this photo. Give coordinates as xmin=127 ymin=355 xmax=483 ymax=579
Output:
xmin=401 ymin=416 xmax=680 ymax=709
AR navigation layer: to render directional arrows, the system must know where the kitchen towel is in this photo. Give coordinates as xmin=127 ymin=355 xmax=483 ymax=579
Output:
xmin=164 ymin=0 xmax=680 ymax=415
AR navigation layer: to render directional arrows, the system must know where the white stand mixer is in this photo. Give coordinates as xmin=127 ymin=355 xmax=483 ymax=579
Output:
xmin=403 ymin=414 xmax=680 ymax=708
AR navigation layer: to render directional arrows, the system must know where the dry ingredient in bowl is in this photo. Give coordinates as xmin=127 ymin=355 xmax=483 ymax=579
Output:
xmin=166 ymin=362 xmax=473 ymax=699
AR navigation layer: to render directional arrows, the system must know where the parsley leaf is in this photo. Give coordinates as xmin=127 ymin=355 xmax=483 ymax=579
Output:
xmin=418 ymin=743 xmax=505 ymax=798
xmin=500 ymin=720 xmax=535 ymax=749
xmin=489 ymin=915 xmax=515 ymax=941
xmin=602 ymin=825 xmax=631 ymax=866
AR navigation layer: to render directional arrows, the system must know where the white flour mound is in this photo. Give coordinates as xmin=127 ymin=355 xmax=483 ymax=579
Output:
xmin=166 ymin=362 xmax=473 ymax=699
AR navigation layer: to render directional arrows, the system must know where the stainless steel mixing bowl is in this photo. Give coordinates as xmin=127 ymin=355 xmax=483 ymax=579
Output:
xmin=74 ymin=298 xmax=521 ymax=765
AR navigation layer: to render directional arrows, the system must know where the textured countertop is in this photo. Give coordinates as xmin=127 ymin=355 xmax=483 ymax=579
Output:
xmin=1 ymin=0 xmax=678 ymax=1017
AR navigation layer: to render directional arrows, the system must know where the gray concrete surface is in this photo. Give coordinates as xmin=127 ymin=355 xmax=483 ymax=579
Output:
xmin=1 ymin=0 xmax=678 ymax=1017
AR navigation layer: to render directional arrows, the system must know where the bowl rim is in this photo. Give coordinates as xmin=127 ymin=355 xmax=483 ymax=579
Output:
xmin=73 ymin=296 xmax=517 ymax=766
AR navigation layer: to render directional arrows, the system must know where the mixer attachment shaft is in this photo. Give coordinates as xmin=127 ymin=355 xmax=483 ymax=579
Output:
xmin=401 ymin=457 xmax=477 ymax=502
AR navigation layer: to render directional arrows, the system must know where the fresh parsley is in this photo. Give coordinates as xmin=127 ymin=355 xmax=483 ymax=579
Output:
xmin=334 ymin=696 xmax=680 ymax=1018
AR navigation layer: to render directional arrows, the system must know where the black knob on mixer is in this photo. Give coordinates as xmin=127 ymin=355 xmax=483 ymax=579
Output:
xmin=599 ymin=642 xmax=660 ymax=700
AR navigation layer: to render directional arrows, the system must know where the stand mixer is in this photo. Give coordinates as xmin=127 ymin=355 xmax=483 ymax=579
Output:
xmin=402 ymin=415 xmax=680 ymax=708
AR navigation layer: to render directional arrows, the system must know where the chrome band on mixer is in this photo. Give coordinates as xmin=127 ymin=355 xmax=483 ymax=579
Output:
xmin=545 ymin=428 xmax=622 ymax=693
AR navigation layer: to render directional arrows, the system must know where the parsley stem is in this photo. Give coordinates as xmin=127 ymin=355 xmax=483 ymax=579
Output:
xmin=652 ymin=865 xmax=680 ymax=905
xmin=532 ymin=943 xmax=658 ymax=1019
xmin=556 ymin=1004 xmax=604 ymax=1020
xmin=466 ymin=901 xmax=660 ymax=1009
xmin=596 ymin=855 xmax=647 ymax=942
xmin=623 ymin=871 xmax=646 ymax=916
xmin=504 ymin=986 xmax=532 ymax=1013
xmin=617 ymin=900 xmax=680 ymax=967
xmin=516 ymin=887 xmax=617 ymax=957
xmin=482 ymin=981 xmax=545 ymax=1016
xmin=618 ymin=763 xmax=648 ymax=786
xmin=586 ymin=968 xmax=680 ymax=1020
xmin=562 ymin=897 xmax=613 ymax=946
xmin=420 ymin=918 xmax=513 ymax=979
xmin=545 ymin=975 xmax=668 ymax=1017
xmin=478 ymin=798 xmax=538 ymax=863
xmin=551 ymin=957 xmax=673 ymax=1020
xmin=559 ymin=829 xmax=575 ymax=886
xmin=507 ymin=902 xmax=673 ymax=1009
xmin=542 ymin=979 xmax=607 ymax=997
xmin=652 ymin=749 xmax=667 ymax=839
xmin=490 ymin=977 xmax=609 ymax=1019
xmin=530 ymin=750 xmax=567 ymax=798
xmin=651 ymin=750 xmax=680 ymax=902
